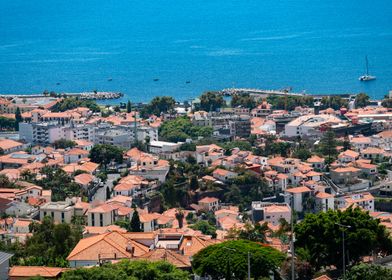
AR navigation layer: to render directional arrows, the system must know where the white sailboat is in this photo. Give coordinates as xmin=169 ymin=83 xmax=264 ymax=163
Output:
xmin=359 ymin=56 xmax=376 ymax=81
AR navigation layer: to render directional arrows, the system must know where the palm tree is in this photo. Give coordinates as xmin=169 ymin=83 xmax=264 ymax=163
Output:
xmin=175 ymin=208 xmax=185 ymax=229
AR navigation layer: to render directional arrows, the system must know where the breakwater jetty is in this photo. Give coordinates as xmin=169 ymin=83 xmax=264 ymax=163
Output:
xmin=220 ymin=88 xmax=357 ymax=101
xmin=0 ymin=91 xmax=123 ymax=100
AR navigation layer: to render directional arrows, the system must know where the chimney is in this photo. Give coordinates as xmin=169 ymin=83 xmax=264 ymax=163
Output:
xmin=126 ymin=242 xmax=135 ymax=256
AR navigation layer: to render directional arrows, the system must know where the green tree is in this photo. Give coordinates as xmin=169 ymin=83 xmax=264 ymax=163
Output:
xmin=346 ymin=263 xmax=392 ymax=280
xmin=221 ymin=140 xmax=252 ymax=152
xmin=189 ymin=220 xmax=217 ymax=238
xmin=15 ymin=107 xmax=22 ymax=130
xmin=159 ymin=117 xmax=212 ymax=142
xmin=115 ymin=217 xmax=132 ymax=231
xmin=267 ymin=95 xmax=314 ymax=111
xmin=295 ymin=207 xmax=392 ymax=271
xmin=141 ymin=96 xmax=176 ymax=117
xmin=319 ymin=130 xmax=338 ymax=163
xmin=53 ymin=139 xmax=76 ymax=149
xmin=355 ymin=93 xmax=370 ymax=108
xmin=231 ymin=94 xmax=256 ymax=109
xmin=175 ymin=208 xmax=185 ymax=229
xmin=192 ymin=240 xmax=285 ymax=280
xmin=130 ymin=209 xmax=141 ymax=232
xmin=126 ymin=100 xmax=132 ymax=113
xmin=7 ymin=216 xmax=83 ymax=267
xmin=0 ymin=116 xmax=17 ymax=131
xmin=382 ymin=98 xmax=392 ymax=108
xmin=89 ymin=144 xmax=123 ymax=167
xmin=320 ymin=96 xmax=348 ymax=110
xmin=238 ymin=222 xmax=269 ymax=242
xmin=199 ymin=91 xmax=225 ymax=112
xmin=263 ymin=136 xmax=292 ymax=157
xmin=189 ymin=175 xmax=199 ymax=191
xmin=52 ymin=97 xmax=100 ymax=112
xmin=60 ymin=260 xmax=189 ymax=280
xmin=31 ymin=167 xmax=81 ymax=201
xmin=292 ymin=148 xmax=311 ymax=161
xmin=0 ymin=174 xmax=14 ymax=188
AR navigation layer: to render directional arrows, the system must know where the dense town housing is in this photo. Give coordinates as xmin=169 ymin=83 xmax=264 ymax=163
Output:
xmin=1 ymin=91 xmax=392 ymax=279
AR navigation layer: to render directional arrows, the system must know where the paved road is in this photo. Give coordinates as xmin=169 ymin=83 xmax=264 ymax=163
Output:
xmin=92 ymin=173 xmax=121 ymax=202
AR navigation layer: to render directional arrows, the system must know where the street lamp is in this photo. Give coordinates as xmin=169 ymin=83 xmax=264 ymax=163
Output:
xmin=279 ymin=192 xmax=295 ymax=280
xmin=263 ymin=193 xmax=295 ymax=279
xmin=335 ymin=223 xmax=351 ymax=279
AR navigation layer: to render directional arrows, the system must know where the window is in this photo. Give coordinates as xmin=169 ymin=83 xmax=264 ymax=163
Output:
xmin=61 ymin=212 xmax=65 ymax=223
xmin=43 ymin=211 xmax=47 ymax=216
xmin=91 ymin=214 xmax=95 ymax=226
xmin=100 ymin=213 xmax=104 ymax=227
xmin=51 ymin=212 xmax=54 ymax=219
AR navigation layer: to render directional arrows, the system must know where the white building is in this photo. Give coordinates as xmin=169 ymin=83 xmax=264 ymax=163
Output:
xmin=19 ymin=122 xmax=65 ymax=144
xmin=337 ymin=192 xmax=374 ymax=212
xmin=40 ymin=201 xmax=74 ymax=223
xmin=315 ymin=192 xmax=335 ymax=212
xmin=284 ymin=114 xmax=343 ymax=137
xmin=284 ymin=186 xmax=312 ymax=213
xmin=251 ymin=202 xmax=291 ymax=226
xmin=149 ymin=141 xmax=182 ymax=154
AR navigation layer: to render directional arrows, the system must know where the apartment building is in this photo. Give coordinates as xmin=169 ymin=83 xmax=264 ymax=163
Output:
xmin=40 ymin=201 xmax=74 ymax=223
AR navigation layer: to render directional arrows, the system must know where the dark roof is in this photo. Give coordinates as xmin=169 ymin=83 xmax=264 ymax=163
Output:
xmin=0 ymin=251 xmax=13 ymax=264
xmin=0 ymin=197 xmax=12 ymax=212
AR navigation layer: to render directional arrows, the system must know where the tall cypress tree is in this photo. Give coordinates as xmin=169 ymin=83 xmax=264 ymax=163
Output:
xmin=15 ymin=107 xmax=22 ymax=131
xmin=319 ymin=130 xmax=338 ymax=164
xmin=126 ymin=100 xmax=132 ymax=113
xmin=130 ymin=209 xmax=141 ymax=232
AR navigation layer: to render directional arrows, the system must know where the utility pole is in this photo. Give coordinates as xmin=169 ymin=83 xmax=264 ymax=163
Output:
xmin=266 ymin=193 xmax=295 ymax=279
xmin=290 ymin=194 xmax=295 ymax=280
xmin=335 ymin=223 xmax=351 ymax=280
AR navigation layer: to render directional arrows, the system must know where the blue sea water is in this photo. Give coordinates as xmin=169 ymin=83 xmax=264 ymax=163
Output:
xmin=0 ymin=0 xmax=392 ymax=102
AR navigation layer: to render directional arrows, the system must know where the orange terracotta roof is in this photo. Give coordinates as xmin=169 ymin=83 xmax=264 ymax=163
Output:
xmin=65 ymin=148 xmax=89 ymax=156
xmin=315 ymin=192 xmax=334 ymax=199
xmin=332 ymin=167 xmax=360 ymax=173
xmin=139 ymin=213 xmax=161 ymax=223
xmin=0 ymin=139 xmax=23 ymax=150
xmin=264 ymin=204 xmax=291 ymax=213
xmin=67 ymin=231 xmax=149 ymax=261
xmin=88 ymin=203 xmax=119 ymax=213
xmin=339 ymin=149 xmax=359 ymax=158
xmin=286 ymin=186 xmax=311 ymax=194
xmin=213 ymin=168 xmax=233 ymax=176
xmin=307 ymin=155 xmax=325 ymax=163
xmin=199 ymin=197 xmax=219 ymax=204
xmin=179 ymin=235 xmax=220 ymax=256
xmin=362 ymin=147 xmax=385 ymax=154
xmin=313 ymin=275 xmax=332 ymax=280
xmin=114 ymin=183 xmax=140 ymax=192
xmin=74 ymin=173 xmax=94 ymax=185
xmin=9 ymin=266 xmax=65 ymax=278
xmin=137 ymin=248 xmax=191 ymax=268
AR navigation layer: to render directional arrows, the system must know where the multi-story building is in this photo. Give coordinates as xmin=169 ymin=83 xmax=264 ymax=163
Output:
xmin=19 ymin=122 xmax=65 ymax=145
xmin=284 ymin=114 xmax=343 ymax=138
xmin=39 ymin=201 xmax=74 ymax=223
xmin=337 ymin=192 xmax=374 ymax=212
xmin=251 ymin=202 xmax=291 ymax=226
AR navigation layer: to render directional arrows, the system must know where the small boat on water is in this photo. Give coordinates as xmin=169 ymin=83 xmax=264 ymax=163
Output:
xmin=153 ymin=78 xmax=159 ymax=82
xmin=359 ymin=56 xmax=376 ymax=81
xmin=56 ymin=82 xmax=61 ymax=85
xmin=186 ymin=81 xmax=191 ymax=84
xmin=108 ymin=78 xmax=113 ymax=82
